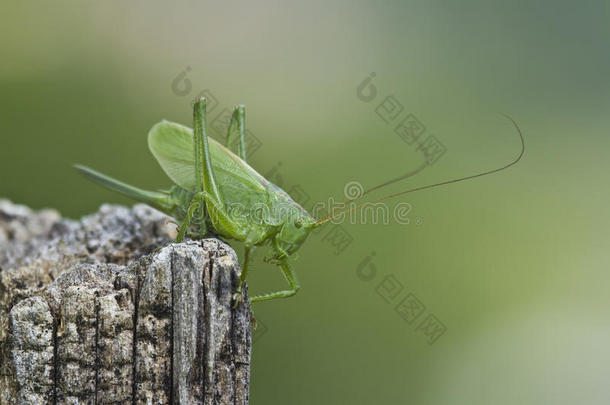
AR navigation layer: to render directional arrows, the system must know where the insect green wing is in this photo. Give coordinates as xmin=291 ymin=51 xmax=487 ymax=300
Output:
xmin=148 ymin=121 xmax=198 ymax=190
xmin=148 ymin=120 xmax=278 ymax=221
xmin=148 ymin=121 xmax=269 ymax=189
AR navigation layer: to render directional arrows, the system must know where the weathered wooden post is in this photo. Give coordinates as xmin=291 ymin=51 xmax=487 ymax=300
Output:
xmin=0 ymin=200 xmax=251 ymax=404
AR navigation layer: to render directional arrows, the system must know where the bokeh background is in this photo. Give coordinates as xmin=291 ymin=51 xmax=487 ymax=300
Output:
xmin=2 ymin=1 xmax=609 ymax=404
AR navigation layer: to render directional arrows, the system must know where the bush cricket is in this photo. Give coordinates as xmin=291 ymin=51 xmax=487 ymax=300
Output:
xmin=75 ymin=98 xmax=524 ymax=306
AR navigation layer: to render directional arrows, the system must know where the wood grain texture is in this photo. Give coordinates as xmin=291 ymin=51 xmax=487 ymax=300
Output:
xmin=0 ymin=200 xmax=251 ymax=405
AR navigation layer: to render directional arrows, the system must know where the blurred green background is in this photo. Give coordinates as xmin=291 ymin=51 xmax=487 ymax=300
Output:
xmin=1 ymin=1 xmax=609 ymax=404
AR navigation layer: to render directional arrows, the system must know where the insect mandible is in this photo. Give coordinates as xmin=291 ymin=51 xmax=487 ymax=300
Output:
xmin=75 ymin=98 xmax=524 ymax=307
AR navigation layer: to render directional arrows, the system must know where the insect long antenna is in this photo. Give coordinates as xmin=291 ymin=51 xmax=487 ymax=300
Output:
xmin=325 ymin=160 xmax=429 ymax=220
xmin=314 ymin=114 xmax=525 ymax=227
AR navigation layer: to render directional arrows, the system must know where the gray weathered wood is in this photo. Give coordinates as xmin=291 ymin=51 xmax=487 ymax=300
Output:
xmin=0 ymin=200 xmax=251 ymax=404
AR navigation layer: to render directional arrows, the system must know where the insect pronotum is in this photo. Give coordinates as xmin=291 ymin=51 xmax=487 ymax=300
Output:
xmin=75 ymin=98 xmax=524 ymax=306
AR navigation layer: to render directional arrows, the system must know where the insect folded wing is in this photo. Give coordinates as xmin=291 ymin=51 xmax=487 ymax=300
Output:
xmin=148 ymin=121 xmax=198 ymax=190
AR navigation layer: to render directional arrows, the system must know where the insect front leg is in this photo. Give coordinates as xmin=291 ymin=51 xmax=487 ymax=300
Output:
xmin=225 ymin=105 xmax=247 ymax=162
xmin=250 ymin=259 xmax=300 ymax=303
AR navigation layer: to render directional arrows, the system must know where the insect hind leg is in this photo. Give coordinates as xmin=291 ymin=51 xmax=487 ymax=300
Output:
xmin=174 ymin=191 xmax=214 ymax=242
xmin=225 ymin=105 xmax=247 ymax=162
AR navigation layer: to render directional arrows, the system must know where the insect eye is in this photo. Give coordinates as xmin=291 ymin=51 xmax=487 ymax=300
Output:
xmin=294 ymin=218 xmax=303 ymax=228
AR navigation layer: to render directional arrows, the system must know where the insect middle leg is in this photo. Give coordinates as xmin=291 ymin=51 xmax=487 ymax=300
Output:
xmin=233 ymin=245 xmax=254 ymax=308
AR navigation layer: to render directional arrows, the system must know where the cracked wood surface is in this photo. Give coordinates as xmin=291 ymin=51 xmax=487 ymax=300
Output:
xmin=0 ymin=200 xmax=251 ymax=404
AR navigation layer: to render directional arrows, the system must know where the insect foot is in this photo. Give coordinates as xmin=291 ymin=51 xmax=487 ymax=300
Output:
xmin=0 ymin=200 xmax=252 ymax=404
xmin=232 ymin=291 xmax=244 ymax=309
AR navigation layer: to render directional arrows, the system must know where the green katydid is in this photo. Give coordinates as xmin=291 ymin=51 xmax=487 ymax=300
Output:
xmin=75 ymin=98 xmax=524 ymax=306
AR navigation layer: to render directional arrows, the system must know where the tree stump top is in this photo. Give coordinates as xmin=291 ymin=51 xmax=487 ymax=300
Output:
xmin=0 ymin=200 xmax=251 ymax=404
